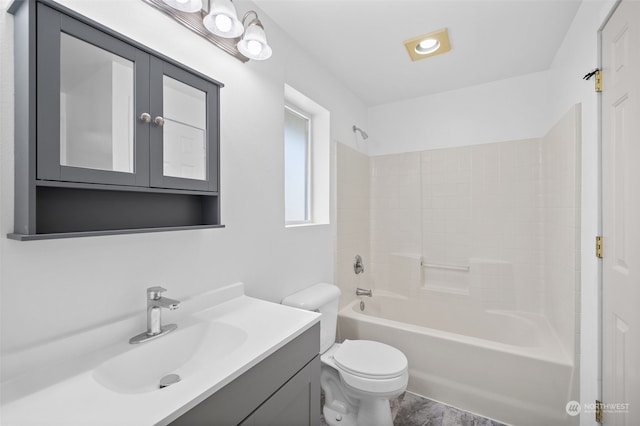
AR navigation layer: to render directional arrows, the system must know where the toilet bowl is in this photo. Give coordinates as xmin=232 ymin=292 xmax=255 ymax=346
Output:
xmin=281 ymin=283 xmax=408 ymax=426
xmin=320 ymin=340 xmax=408 ymax=426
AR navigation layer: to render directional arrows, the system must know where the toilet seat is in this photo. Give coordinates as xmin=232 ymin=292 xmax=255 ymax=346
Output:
xmin=322 ymin=340 xmax=409 ymax=397
xmin=333 ymin=340 xmax=408 ymax=380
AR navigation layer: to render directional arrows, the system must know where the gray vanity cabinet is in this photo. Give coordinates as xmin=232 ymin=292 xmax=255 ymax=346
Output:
xmin=239 ymin=360 xmax=318 ymax=426
xmin=169 ymin=323 xmax=321 ymax=426
xmin=8 ymin=0 xmax=223 ymax=240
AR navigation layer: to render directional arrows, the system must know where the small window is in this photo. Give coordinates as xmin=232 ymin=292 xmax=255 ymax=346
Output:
xmin=284 ymin=84 xmax=330 ymax=227
xmin=284 ymin=106 xmax=311 ymax=224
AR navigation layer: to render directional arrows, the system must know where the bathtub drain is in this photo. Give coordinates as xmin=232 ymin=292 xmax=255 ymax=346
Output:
xmin=360 ymin=300 xmax=365 ymax=311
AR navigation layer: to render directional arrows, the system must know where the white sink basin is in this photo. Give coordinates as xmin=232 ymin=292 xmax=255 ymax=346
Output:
xmin=1 ymin=284 xmax=321 ymax=426
xmin=93 ymin=321 xmax=248 ymax=394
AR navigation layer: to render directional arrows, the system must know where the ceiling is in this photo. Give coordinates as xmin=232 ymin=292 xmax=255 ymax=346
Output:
xmin=253 ymin=0 xmax=582 ymax=106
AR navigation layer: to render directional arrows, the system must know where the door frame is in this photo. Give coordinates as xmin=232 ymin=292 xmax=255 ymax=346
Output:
xmin=597 ymin=0 xmax=624 ymax=420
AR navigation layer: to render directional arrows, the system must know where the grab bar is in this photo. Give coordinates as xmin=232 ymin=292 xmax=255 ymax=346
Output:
xmin=421 ymin=261 xmax=470 ymax=272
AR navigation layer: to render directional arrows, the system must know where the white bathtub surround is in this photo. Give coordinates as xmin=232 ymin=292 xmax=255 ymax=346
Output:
xmin=541 ymin=105 xmax=582 ymax=364
xmin=336 ymin=143 xmax=371 ymax=308
xmin=369 ymin=152 xmax=422 ymax=294
xmin=335 ymin=105 xmax=581 ymax=425
xmin=389 ymin=253 xmax=423 ymax=293
xmin=368 ymin=105 xmax=581 ymax=344
xmin=339 ymin=294 xmax=573 ymax=426
xmin=369 ymin=138 xmax=546 ymax=310
xmin=0 ymin=283 xmax=320 ymax=425
xmin=469 ymin=258 xmax=516 ymax=310
xmin=421 ymin=258 xmax=471 ymax=296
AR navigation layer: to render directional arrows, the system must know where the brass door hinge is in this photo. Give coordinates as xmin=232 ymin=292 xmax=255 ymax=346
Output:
xmin=596 ymin=400 xmax=603 ymax=423
xmin=595 ymin=70 xmax=603 ymax=92
xmin=596 ymin=236 xmax=603 ymax=258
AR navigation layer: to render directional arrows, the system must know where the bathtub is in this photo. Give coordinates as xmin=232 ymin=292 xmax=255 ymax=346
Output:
xmin=338 ymin=291 xmax=577 ymax=426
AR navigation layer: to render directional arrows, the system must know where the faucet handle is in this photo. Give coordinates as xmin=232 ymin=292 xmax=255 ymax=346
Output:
xmin=147 ymin=286 xmax=167 ymax=300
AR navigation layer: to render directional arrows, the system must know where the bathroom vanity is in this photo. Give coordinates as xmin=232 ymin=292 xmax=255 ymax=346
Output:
xmin=0 ymin=283 xmax=321 ymax=425
xmin=171 ymin=322 xmax=320 ymax=425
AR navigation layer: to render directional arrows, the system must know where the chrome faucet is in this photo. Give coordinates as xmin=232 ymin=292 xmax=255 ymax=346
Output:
xmin=356 ymin=288 xmax=373 ymax=297
xmin=129 ymin=286 xmax=180 ymax=344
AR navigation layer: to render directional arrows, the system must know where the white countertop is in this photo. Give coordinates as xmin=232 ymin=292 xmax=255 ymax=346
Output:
xmin=0 ymin=283 xmax=320 ymax=425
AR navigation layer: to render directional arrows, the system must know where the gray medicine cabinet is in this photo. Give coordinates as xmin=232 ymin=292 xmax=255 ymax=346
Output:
xmin=8 ymin=0 xmax=224 ymax=241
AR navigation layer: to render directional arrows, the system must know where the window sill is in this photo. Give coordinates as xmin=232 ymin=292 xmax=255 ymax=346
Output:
xmin=285 ymin=222 xmax=329 ymax=229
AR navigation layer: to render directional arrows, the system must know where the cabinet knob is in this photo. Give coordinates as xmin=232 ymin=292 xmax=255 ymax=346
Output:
xmin=139 ymin=112 xmax=151 ymax=123
xmin=154 ymin=116 xmax=165 ymax=127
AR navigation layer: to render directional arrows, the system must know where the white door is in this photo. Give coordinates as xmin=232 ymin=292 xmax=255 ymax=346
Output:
xmin=602 ymin=1 xmax=640 ymax=424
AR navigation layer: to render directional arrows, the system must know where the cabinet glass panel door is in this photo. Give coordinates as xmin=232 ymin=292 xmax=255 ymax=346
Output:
xmin=36 ymin=4 xmax=150 ymax=187
xmin=150 ymin=59 xmax=218 ymax=192
xmin=60 ymin=33 xmax=135 ymax=174
xmin=162 ymin=76 xmax=207 ymax=181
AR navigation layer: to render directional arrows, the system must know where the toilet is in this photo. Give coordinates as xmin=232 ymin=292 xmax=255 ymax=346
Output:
xmin=282 ymin=283 xmax=408 ymax=426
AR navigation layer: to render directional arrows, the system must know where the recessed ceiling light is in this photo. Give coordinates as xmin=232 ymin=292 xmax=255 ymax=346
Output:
xmin=415 ymin=38 xmax=440 ymax=54
xmin=404 ymin=28 xmax=451 ymax=61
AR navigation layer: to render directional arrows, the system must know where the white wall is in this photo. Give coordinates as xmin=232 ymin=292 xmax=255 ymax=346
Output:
xmin=367 ymin=71 xmax=550 ymax=155
xmin=0 ymin=0 xmax=367 ymax=362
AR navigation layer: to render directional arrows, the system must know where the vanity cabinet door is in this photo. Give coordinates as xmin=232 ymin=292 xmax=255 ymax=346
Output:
xmin=149 ymin=59 xmax=219 ymax=192
xmin=36 ymin=4 xmax=150 ymax=187
xmin=239 ymin=358 xmax=319 ymax=426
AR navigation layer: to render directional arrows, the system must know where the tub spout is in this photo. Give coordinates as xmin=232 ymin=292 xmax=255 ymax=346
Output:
xmin=356 ymin=288 xmax=373 ymax=297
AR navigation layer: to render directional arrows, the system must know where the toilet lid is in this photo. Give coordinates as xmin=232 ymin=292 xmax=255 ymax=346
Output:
xmin=333 ymin=340 xmax=407 ymax=379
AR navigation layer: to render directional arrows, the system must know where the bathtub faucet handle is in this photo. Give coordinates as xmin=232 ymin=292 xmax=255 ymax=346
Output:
xmin=354 ymin=255 xmax=365 ymax=274
xmin=356 ymin=288 xmax=373 ymax=297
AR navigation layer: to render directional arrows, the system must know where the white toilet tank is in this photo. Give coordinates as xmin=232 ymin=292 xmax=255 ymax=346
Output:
xmin=282 ymin=283 xmax=341 ymax=353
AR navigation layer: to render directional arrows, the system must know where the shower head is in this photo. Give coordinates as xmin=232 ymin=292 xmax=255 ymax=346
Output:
xmin=352 ymin=125 xmax=369 ymax=140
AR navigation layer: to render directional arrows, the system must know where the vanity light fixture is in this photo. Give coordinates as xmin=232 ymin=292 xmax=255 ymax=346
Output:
xmin=237 ymin=11 xmax=272 ymax=60
xmin=143 ymin=0 xmax=272 ymax=62
xmin=404 ymin=28 xmax=451 ymax=61
xmin=203 ymin=0 xmax=244 ymax=38
xmin=162 ymin=0 xmax=202 ymax=13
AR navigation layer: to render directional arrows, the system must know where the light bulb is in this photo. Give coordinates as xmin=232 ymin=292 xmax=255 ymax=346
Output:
xmin=203 ymin=2 xmax=244 ymax=38
xmin=236 ymin=14 xmax=272 ymax=60
xmin=418 ymin=39 xmax=438 ymax=50
xmin=215 ymin=14 xmax=232 ymax=33
xmin=247 ymin=40 xmax=263 ymax=56
xmin=415 ymin=38 xmax=440 ymax=54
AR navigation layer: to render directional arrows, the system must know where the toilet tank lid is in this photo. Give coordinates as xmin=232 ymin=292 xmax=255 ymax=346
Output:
xmin=281 ymin=283 xmax=341 ymax=310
